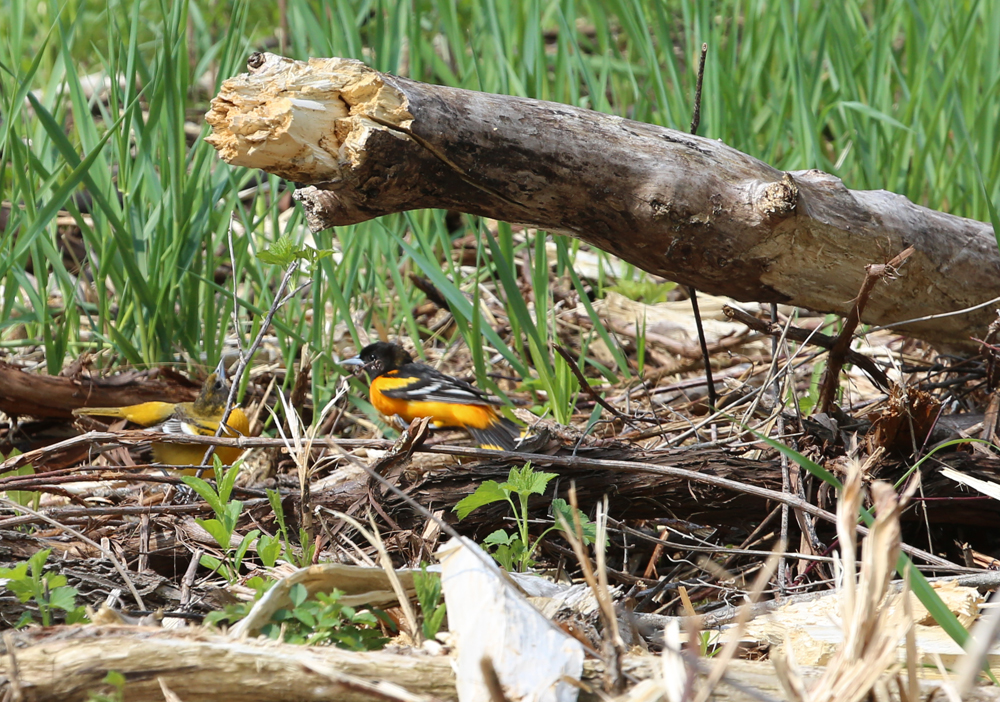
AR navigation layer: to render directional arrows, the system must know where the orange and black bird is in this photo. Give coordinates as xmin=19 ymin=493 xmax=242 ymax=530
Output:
xmin=342 ymin=341 xmax=520 ymax=451
xmin=74 ymin=362 xmax=249 ymax=473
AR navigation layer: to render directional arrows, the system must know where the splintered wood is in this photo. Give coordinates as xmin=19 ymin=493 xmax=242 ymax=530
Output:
xmin=205 ymin=53 xmax=413 ymax=182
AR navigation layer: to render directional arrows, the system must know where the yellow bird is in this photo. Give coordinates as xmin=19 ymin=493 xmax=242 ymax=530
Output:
xmin=74 ymin=364 xmax=249 ymax=474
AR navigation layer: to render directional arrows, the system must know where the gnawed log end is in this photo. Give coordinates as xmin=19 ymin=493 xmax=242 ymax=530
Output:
xmin=205 ymin=52 xmax=413 ymax=183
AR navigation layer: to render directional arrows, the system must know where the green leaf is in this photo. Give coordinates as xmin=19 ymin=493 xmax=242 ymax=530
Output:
xmin=257 ymin=235 xmax=334 ymax=266
xmin=181 ymin=475 xmax=224 ymax=516
xmin=552 ymin=498 xmax=597 ymax=545
xmin=483 ymin=529 xmax=516 ymax=547
xmin=836 ymin=101 xmax=913 ymax=132
xmin=294 ymin=608 xmax=317 ymax=628
xmin=424 ymin=603 xmax=447 ymax=640
xmin=267 ymin=488 xmax=288 ymax=534
xmin=0 ymin=563 xmax=28 ymax=580
xmin=257 ymin=236 xmax=296 ymax=266
xmin=48 ymin=585 xmax=79 ymax=612
xmin=502 ymin=463 xmax=557 ymax=496
xmin=7 ymin=578 xmax=35 ymax=603
xmin=104 ymin=671 xmax=127 ymax=690
xmin=28 ymin=547 xmax=51 ymax=575
xmin=453 ymin=480 xmax=509 ymax=519
xmin=289 ymin=582 xmax=309 ymax=607
xmin=217 ymin=459 xmax=242 ymax=505
xmin=223 ymin=499 xmax=243 ymax=533
xmin=414 ymin=564 xmax=446 ymax=640
xmin=3 ymin=455 xmax=37 ymax=507
xmin=258 ymin=534 xmax=282 ymax=568
xmin=196 ymin=518 xmax=232 ymax=550
xmin=65 ymin=607 xmax=90 ymax=625
xmin=199 ymin=554 xmax=224 ymax=571
xmin=488 ymin=541 xmax=526 ymax=572
xmin=234 ymin=529 xmax=260 ymax=571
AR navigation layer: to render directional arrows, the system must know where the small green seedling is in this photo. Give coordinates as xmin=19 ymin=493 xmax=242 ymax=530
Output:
xmin=454 ymin=463 xmax=597 ymax=571
xmin=182 ymin=458 xmax=259 ymax=582
xmin=257 ymin=234 xmax=334 ymax=267
xmin=256 ymin=488 xmax=316 ymax=569
xmin=263 ymin=583 xmax=392 ymax=649
xmin=203 ymin=575 xmax=274 ymax=628
xmin=85 ymin=671 xmax=126 ymax=702
xmin=413 ymin=563 xmax=447 ymax=640
xmin=0 ymin=548 xmax=88 ymax=626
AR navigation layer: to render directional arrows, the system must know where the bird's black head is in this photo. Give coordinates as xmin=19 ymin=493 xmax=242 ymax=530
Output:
xmin=345 ymin=341 xmax=414 ymax=379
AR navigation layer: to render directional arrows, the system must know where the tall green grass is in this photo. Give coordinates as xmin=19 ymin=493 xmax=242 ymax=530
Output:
xmin=1 ymin=0 xmax=998 ymax=419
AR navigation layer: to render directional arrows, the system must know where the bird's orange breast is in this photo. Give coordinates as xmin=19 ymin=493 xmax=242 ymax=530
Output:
xmin=370 ymin=377 xmax=498 ymax=429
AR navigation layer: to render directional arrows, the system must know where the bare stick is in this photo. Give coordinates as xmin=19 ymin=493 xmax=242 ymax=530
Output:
xmin=689 ymin=43 xmax=709 ymax=135
xmin=554 ymin=345 xmax=638 ymax=428
xmin=818 ymin=246 xmax=914 ymax=414
xmin=723 ymin=305 xmax=891 ymax=390
xmin=686 ymin=42 xmax=716 ymax=413
xmin=199 ymin=260 xmax=300 ymax=470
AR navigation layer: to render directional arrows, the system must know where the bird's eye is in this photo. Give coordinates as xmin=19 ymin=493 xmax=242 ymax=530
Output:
xmin=215 ymin=380 xmax=224 ymax=390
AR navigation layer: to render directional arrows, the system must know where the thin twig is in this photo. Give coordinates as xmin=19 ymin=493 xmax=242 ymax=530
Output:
xmin=818 ymin=246 xmax=914 ymax=414
xmin=869 ymin=293 xmax=1000 ymax=332
xmin=687 ymin=42 xmax=716 ymax=415
xmin=554 ymin=345 xmax=638 ymax=429
xmin=689 ymin=43 xmax=709 ymax=135
xmin=200 ymin=259 xmax=300 ymax=470
xmin=772 ymin=302 xmax=790 ymax=598
xmin=723 ymin=305 xmax=891 ymax=390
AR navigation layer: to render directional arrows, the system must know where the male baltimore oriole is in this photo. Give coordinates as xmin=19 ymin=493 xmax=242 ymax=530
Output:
xmin=74 ymin=362 xmax=249 ymax=473
xmin=342 ymin=341 xmax=520 ymax=450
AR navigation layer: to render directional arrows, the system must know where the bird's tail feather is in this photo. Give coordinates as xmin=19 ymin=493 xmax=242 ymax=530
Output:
xmin=468 ymin=417 xmax=521 ymax=451
xmin=74 ymin=407 xmax=129 ymax=419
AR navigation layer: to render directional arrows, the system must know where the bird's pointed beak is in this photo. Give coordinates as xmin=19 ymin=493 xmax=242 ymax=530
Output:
xmin=215 ymin=357 xmax=229 ymax=381
xmin=340 ymin=355 xmax=365 ymax=369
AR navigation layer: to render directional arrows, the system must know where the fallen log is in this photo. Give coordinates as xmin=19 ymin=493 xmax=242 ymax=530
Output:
xmin=5 ymin=432 xmax=1000 ymax=542
xmin=0 ymin=362 xmax=199 ymax=420
xmin=3 ymin=626 xmax=998 ymax=702
xmin=205 ymin=53 xmax=1000 ymax=350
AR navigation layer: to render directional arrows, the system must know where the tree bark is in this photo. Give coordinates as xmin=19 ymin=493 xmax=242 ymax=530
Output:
xmin=205 ymin=53 xmax=999 ymax=349
xmin=0 ymin=362 xmax=198 ymax=419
